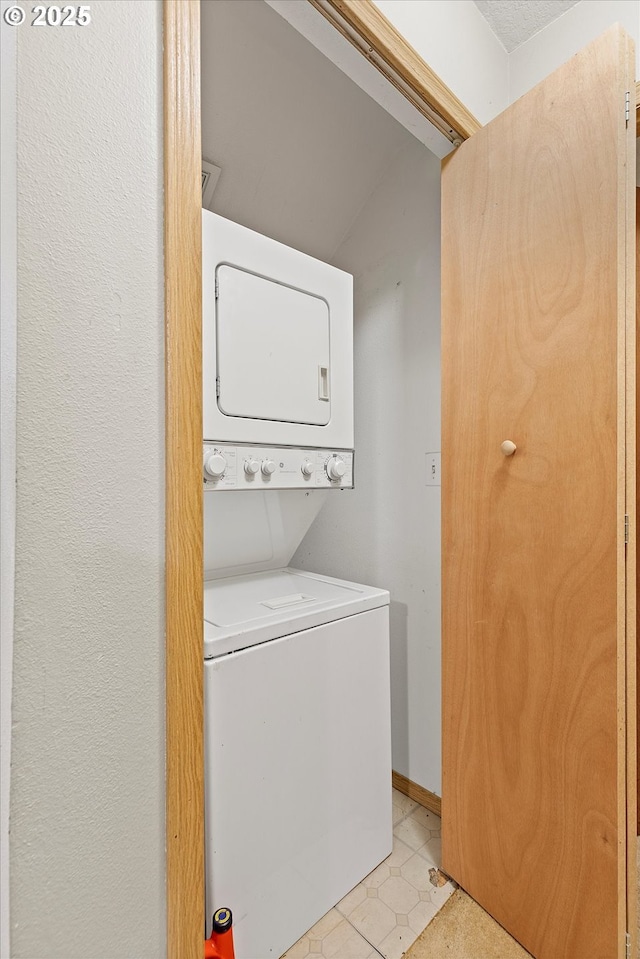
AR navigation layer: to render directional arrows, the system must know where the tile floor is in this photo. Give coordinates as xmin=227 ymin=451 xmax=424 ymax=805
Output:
xmin=282 ymin=789 xmax=456 ymax=959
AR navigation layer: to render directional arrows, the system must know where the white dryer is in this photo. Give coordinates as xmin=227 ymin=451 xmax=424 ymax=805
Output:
xmin=203 ymin=210 xmax=353 ymax=450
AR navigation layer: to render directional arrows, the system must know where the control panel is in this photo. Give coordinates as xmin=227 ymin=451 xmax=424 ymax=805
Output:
xmin=203 ymin=444 xmax=354 ymax=490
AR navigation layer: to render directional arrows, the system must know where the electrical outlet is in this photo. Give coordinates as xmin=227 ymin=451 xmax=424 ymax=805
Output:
xmin=425 ymin=452 xmax=441 ymax=486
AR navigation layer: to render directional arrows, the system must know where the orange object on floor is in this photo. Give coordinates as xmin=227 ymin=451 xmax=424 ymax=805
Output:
xmin=204 ymin=907 xmax=235 ymax=959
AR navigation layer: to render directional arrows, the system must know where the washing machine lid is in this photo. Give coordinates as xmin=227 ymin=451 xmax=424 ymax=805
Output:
xmin=203 ymin=567 xmax=389 ymax=659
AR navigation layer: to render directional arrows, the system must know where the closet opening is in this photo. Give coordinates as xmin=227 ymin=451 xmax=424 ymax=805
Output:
xmin=173 ymin=6 xmax=636 ymax=959
xmin=199 ymin=2 xmax=448 ymax=956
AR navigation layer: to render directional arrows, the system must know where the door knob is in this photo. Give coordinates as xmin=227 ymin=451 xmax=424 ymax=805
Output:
xmin=501 ymin=440 xmax=517 ymax=456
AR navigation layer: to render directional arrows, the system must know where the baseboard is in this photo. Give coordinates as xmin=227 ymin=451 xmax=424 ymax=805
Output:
xmin=392 ymin=770 xmax=442 ymax=817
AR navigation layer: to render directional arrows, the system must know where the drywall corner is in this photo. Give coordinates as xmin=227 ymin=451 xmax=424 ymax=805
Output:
xmin=373 ymin=0 xmax=509 ymax=124
xmin=292 ymin=139 xmax=444 ymax=794
xmin=265 ymin=0 xmax=452 ymax=157
xmin=509 ymin=0 xmax=640 ymax=104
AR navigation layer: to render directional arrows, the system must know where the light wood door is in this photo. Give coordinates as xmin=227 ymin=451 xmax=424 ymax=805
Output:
xmin=636 ymin=186 xmax=640 ymax=840
xmin=442 ymin=27 xmax=636 ymax=959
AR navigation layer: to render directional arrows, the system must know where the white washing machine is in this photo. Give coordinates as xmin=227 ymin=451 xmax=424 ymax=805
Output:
xmin=202 ymin=213 xmax=392 ymax=959
xmin=204 ymin=567 xmax=391 ymax=959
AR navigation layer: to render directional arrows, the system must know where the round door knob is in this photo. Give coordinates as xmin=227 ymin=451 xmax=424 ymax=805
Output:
xmin=501 ymin=440 xmax=517 ymax=457
xmin=261 ymin=459 xmax=277 ymax=476
xmin=244 ymin=458 xmax=260 ymax=475
xmin=301 ymin=459 xmax=314 ymax=477
xmin=326 ymin=456 xmax=346 ymax=481
xmin=204 ymin=452 xmax=227 ymax=478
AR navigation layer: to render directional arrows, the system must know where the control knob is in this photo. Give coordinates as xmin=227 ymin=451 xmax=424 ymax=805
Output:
xmin=261 ymin=459 xmax=277 ymax=476
xmin=301 ymin=459 xmax=314 ymax=477
xmin=326 ymin=455 xmax=346 ymax=482
xmin=244 ymin=458 xmax=260 ymax=475
xmin=204 ymin=451 xmax=227 ymax=479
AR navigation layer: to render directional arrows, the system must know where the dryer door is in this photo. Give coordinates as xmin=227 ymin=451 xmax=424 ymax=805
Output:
xmin=216 ymin=265 xmax=331 ymax=426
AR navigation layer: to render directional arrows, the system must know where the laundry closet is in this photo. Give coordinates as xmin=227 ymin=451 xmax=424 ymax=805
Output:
xmin=200 ymin=0 xmax=443 ymax=955
xmin=195 ymin=2 xmax=639 ymax=957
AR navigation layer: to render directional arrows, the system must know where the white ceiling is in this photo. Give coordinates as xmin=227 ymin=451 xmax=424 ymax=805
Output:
xmin=474 ymin=0 xmax=580 ymax=52
xmin=200 ymin=0 xmax=414 ymax=263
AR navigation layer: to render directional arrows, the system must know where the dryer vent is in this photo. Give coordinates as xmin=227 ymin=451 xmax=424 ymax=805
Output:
xmin=202 ymin=160 xmax=221 ymax=210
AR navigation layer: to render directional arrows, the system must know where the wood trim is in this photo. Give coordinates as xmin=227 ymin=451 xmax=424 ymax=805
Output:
xmin=164 ymin=2 xmax=204 ymax=956
xmin=636 ymin=187 xmax=640 ymax=844
xmin=392 ymin=770 xmax=441 ymax=817
xmin=307 ymin=0 xmax=481 ymax=143
xmin=622 ymin=38 xmax=637 ymax=959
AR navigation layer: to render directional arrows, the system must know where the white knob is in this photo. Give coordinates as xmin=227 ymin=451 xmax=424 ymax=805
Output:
xmin=301 ymin=459 xmax=314 ymax=477
xmin=261 ymin=459 xmax=277 ymax=476
xmin=501 ymin=440 xmax=517 ymax=457
xmin=204 ymin=452 xmax=227 ymax=478
xmin=326 ymin=456 xmax=346 ymax=481
xmin=244 ymin=458 xmax=260 ymax=475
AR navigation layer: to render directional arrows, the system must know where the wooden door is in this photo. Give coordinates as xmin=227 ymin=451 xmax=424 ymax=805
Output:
xmin=442 ymin=27 xmax=636 ymax=959
xmin=636 ymin=186 xmax=640 ymax=840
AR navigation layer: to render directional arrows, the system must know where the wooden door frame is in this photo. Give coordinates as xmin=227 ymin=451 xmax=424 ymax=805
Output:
xmin=163 ymin=1 xmax=636 ymax=954
xmin=164 ymin=2 xmax=204 ymax=956
xmin=306 ymin=0 xmax=481 ymax=144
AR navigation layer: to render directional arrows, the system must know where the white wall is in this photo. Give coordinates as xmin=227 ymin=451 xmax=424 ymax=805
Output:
xmin=201 ymin=0 xmax=413 ymax=261
xmin=11 ymin=2 xmax=165 ymax=955
xmin=265 ymin=0 xmax=453 ymax=158
xmin=292 ymin=140 xmax=443 ymax=795
xmin=1 ymin=3 xmax=17 ymax=955
xmin=509 ymin=0 xmax=640 ymax=104
xmin=267 ymin=0 xmax=509 ymax=153
xmin=373 ymin=0 xmax=639 ymax=124
xmin=373 ymin=0 xmax=509 ymax=125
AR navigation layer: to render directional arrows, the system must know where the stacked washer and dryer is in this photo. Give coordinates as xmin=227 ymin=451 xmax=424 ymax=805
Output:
xmin=202 ymin=211 xmax=392 ymax=959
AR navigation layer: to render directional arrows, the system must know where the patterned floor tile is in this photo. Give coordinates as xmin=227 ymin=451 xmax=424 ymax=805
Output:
xmin=391 ymin=788 xmax=418 ymax=819
xmin=429 ymin=878 xmax=456 ymax=911
xmin=377 ymin=875 xmax=420 ymax=914
xmin=348 ymin=895 xmax=397 ymax=946
xmin=416 ymin=836 xmax=442 ymax=868
xmin=409 ymin=804 xmax=441 ymax=832
xmin=407 ymin=898 xmax=439 ymax=935
xmin=283 ymin=910 xmax=380 ymax=959
xmin=321 ymin=917 xmax=380 ymax=958
xmin=384 ymin=837 xmax=414 ymax=869
xmin=399 ymin=852 xmax=436 ymax=893
xmin=336 ymin=880 xmax=368 ymax=917
xmin=393 ymin=811 xmax=432 ymax=852
xmin=282 ymin=936 xmax=311 ymax=959
xmin=283 ymin=792 xmax=456 ymax=959
xmin=377 ymin=924 xmax=414 ymax=959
